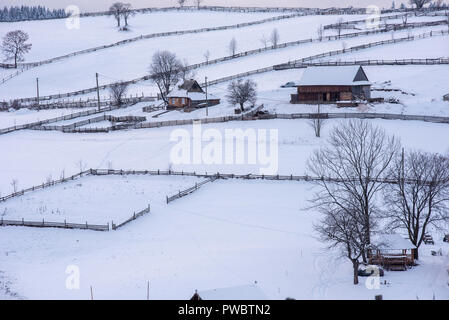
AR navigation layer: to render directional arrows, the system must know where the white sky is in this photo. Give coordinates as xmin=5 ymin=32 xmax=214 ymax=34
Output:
xmin=1 ymin=1 xmax=412 ymax=12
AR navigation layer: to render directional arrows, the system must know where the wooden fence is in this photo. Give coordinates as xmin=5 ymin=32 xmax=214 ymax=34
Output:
xmin=1 ymin=12 xmax=305 ymax=86
xmin=274 ymin=29 xmax=448 ymax=69
xmin=205 ymin=29 xmax=449 ymax=86
xmin=33 ymin=114 xmax=147 ymax=133
xmin=166 ymin=176 xmax=218 ymax=204
xmin=17 ymin=106 xmax=449 ymax=136
xmin=0 ymin=165 xmax=442 ymax=231
xmin=257 ymin=112 xmax=449 ymax=124
xmin=0 ymin=218 xmax=109 ymax=231
xmin=274 ymin=58 xmax=449 ymax=69
xmin=0 ymin=106 xmax=115 ymax=135
xmin=111 ymin=204 xmax=151 ymax=230
xmin=7 ymin=18 xmax=445 ymax=103
xmin=0 ymin=96 xmax=152 ymax=135
xmin=89 ymin=169 xmax=447 ymax=186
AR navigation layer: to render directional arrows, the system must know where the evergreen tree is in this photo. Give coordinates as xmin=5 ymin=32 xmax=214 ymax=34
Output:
xmin=0 ymin=5 xmax=67 ymax=22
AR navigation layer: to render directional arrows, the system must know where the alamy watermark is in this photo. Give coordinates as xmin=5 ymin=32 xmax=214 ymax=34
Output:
xmin=65 ymin=5 xmax=81 ymax=30
xmin=65 ymin=265 xmax=80 ymax=290
xmin=365 ymin=265 xmax=381 ymax=290
xmin=169 ymin=121 xmax=279 ymax=175
xmin=365 ymin=5 xmax=381 ymax=29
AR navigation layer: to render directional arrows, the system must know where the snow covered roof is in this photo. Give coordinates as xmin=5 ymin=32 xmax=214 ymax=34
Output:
xmin=298 ymin=65 xmax=371 ymax=86
xmin=167 ymin=88 xmax=218 ymax=101
xmin=197 ymin=284 xmax=268 ymax=300
xmin=372 ymin=234 xmax=416 ymax=250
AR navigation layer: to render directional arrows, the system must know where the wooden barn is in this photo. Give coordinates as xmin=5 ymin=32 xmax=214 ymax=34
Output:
xmin=291 ymin=65 xmax=371 ymax=104
xmin=367 ymin=234 xmax=416 ymax=271
xmin=167 ymin=79 xmax=220 ymax=110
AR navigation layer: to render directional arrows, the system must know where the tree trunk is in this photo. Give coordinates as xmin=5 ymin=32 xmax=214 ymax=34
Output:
xmin=14 ymin=54 xmax=17 ymax=68
xmin=361 ymin=251 xmax=367 ymax=264
xmin=352 ymin=259 xmax=359 ymax=285
xmin=413 ymin=247 xmax=419 ymax=260
xmin=240 ymin=103 xmax=244 ymax=111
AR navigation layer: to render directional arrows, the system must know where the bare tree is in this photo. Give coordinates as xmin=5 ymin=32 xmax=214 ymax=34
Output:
xmin=409 ymin=0 xmax=432 ymax=9
xmin=203 ymin=50 xmax=210 ymax=63
xmin=109 ymin=82 xmax=129 ymax=106
xmin=307 ymin=120 xmax=400 ymax=261
xmin=309 ymin=105 xmax=326 ymax=137
xmin=195 ymin=0 xmax=203 ymax=9
xmin=383 ymin=151 xmax=449 ymax=260
xmin=335 ymin=18 xmax=345 ymax=37
xmin=402 ymin=14 xmax=408 ymax=26
xmin=315 ymin=195 xmax=368 ymax=284
xmin=229 ymin=37 xmax=237 ymax=56
xmin=317 ymin=25 xmax=324 ymax=41
xmin=178 ymin=0 xmax=187 ymax=7
xmin=226 ymin=79 xmax=257 ymax=111
xmin=122 ymin=3 xmax=135 ymax=27
xmin=10 ymin=179 xmax=18 ymax=193
xmin=149 ymin=50 xmax=184 ymax=103
xmin=434 ymin=0 xmax=443 ymax=8
xmin=1 ymin=30 xmax=32 ymax=68
xmin=109 ymin=2 xmax=125 ymax=27
xmin=270 ymin=28 xmax=280 ymax=47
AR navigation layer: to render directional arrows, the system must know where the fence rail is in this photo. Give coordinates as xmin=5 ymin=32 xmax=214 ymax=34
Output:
xmin=0 ymin=96 xmax=153 ymax=135
xmin=166 ymin=176 xmax=218 ymax=204
xmin=207 ymin=30 xmax=449 ymax=86
xmin=274 ymin=58 xmax=449 ymax=69
xmin=111 ymin=204 xmax=151 ymax=230
xmin=0 ymin=218 xmax=109 ymax=231
xmin=14 ymin=106 xmax=449 ymax=136
xmin=6 ymin=13 xmax=446 ymax=101
xmin=0 ymin=12 xmax=306 ymax=87
xmin=0 ymin=165 xmax=442 ymax=231
xmin=274 ymin=29 xmax=449 ymax=69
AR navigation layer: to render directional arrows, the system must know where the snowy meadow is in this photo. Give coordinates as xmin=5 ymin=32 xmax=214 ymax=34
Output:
xmin=0 ymin=6 xmax=449 ymax=300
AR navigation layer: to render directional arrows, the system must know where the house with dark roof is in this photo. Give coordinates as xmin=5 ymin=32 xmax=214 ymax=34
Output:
xmin=291 ymin=65 xmax=371 ymax=104
xmin=167 ymin=79 xmax=220 ymax=110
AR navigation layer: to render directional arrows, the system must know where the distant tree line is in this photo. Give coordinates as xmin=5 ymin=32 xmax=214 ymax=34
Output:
xmin=0 ymin=6 xmax=67 ymax=22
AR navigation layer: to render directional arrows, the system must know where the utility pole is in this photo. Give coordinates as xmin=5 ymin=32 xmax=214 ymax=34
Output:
xmin=36 ymin=78 xmax=40 ymax=110
xmin=205 ymin=76 xmax=208 ymax=117
xmin=96 ymin=73 xmax=101 ymax=111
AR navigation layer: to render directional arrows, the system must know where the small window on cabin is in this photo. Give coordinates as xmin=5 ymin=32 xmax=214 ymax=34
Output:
xmin=182 ymin=98 xmax=185 ymax=104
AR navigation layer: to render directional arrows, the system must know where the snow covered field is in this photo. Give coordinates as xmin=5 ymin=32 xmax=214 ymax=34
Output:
xmin=1 ymin=8 xmax=449 ymax=300
xmin=0 ymin=10 xmax=281 ymax=62
xmin=0 ymin=107 xmax=96 ymax=130
xmin=0 ymin=179 xmax=448 ymax=300
xmin=0 ymin=174 xmax=204 ymax=224
xmin=0 ymin=118 xmax=448 ymax=197
xmin=2 ymin=14 xmax=446 ymax=100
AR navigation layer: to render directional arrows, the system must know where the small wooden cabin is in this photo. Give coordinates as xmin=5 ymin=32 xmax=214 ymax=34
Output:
xmin=167 ymin=79 xmax=220 ymax=110
xmin=291 ymin=65 xmax=371 ymax=104
xmin=444 ymin=93 xmax=449 ymax=101
xmin=367 ymin=234 xmax=416 ymax=271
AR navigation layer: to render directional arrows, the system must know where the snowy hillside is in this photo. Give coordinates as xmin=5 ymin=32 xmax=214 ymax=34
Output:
xmin=0 ymin=6 xmax=448 ymax=301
